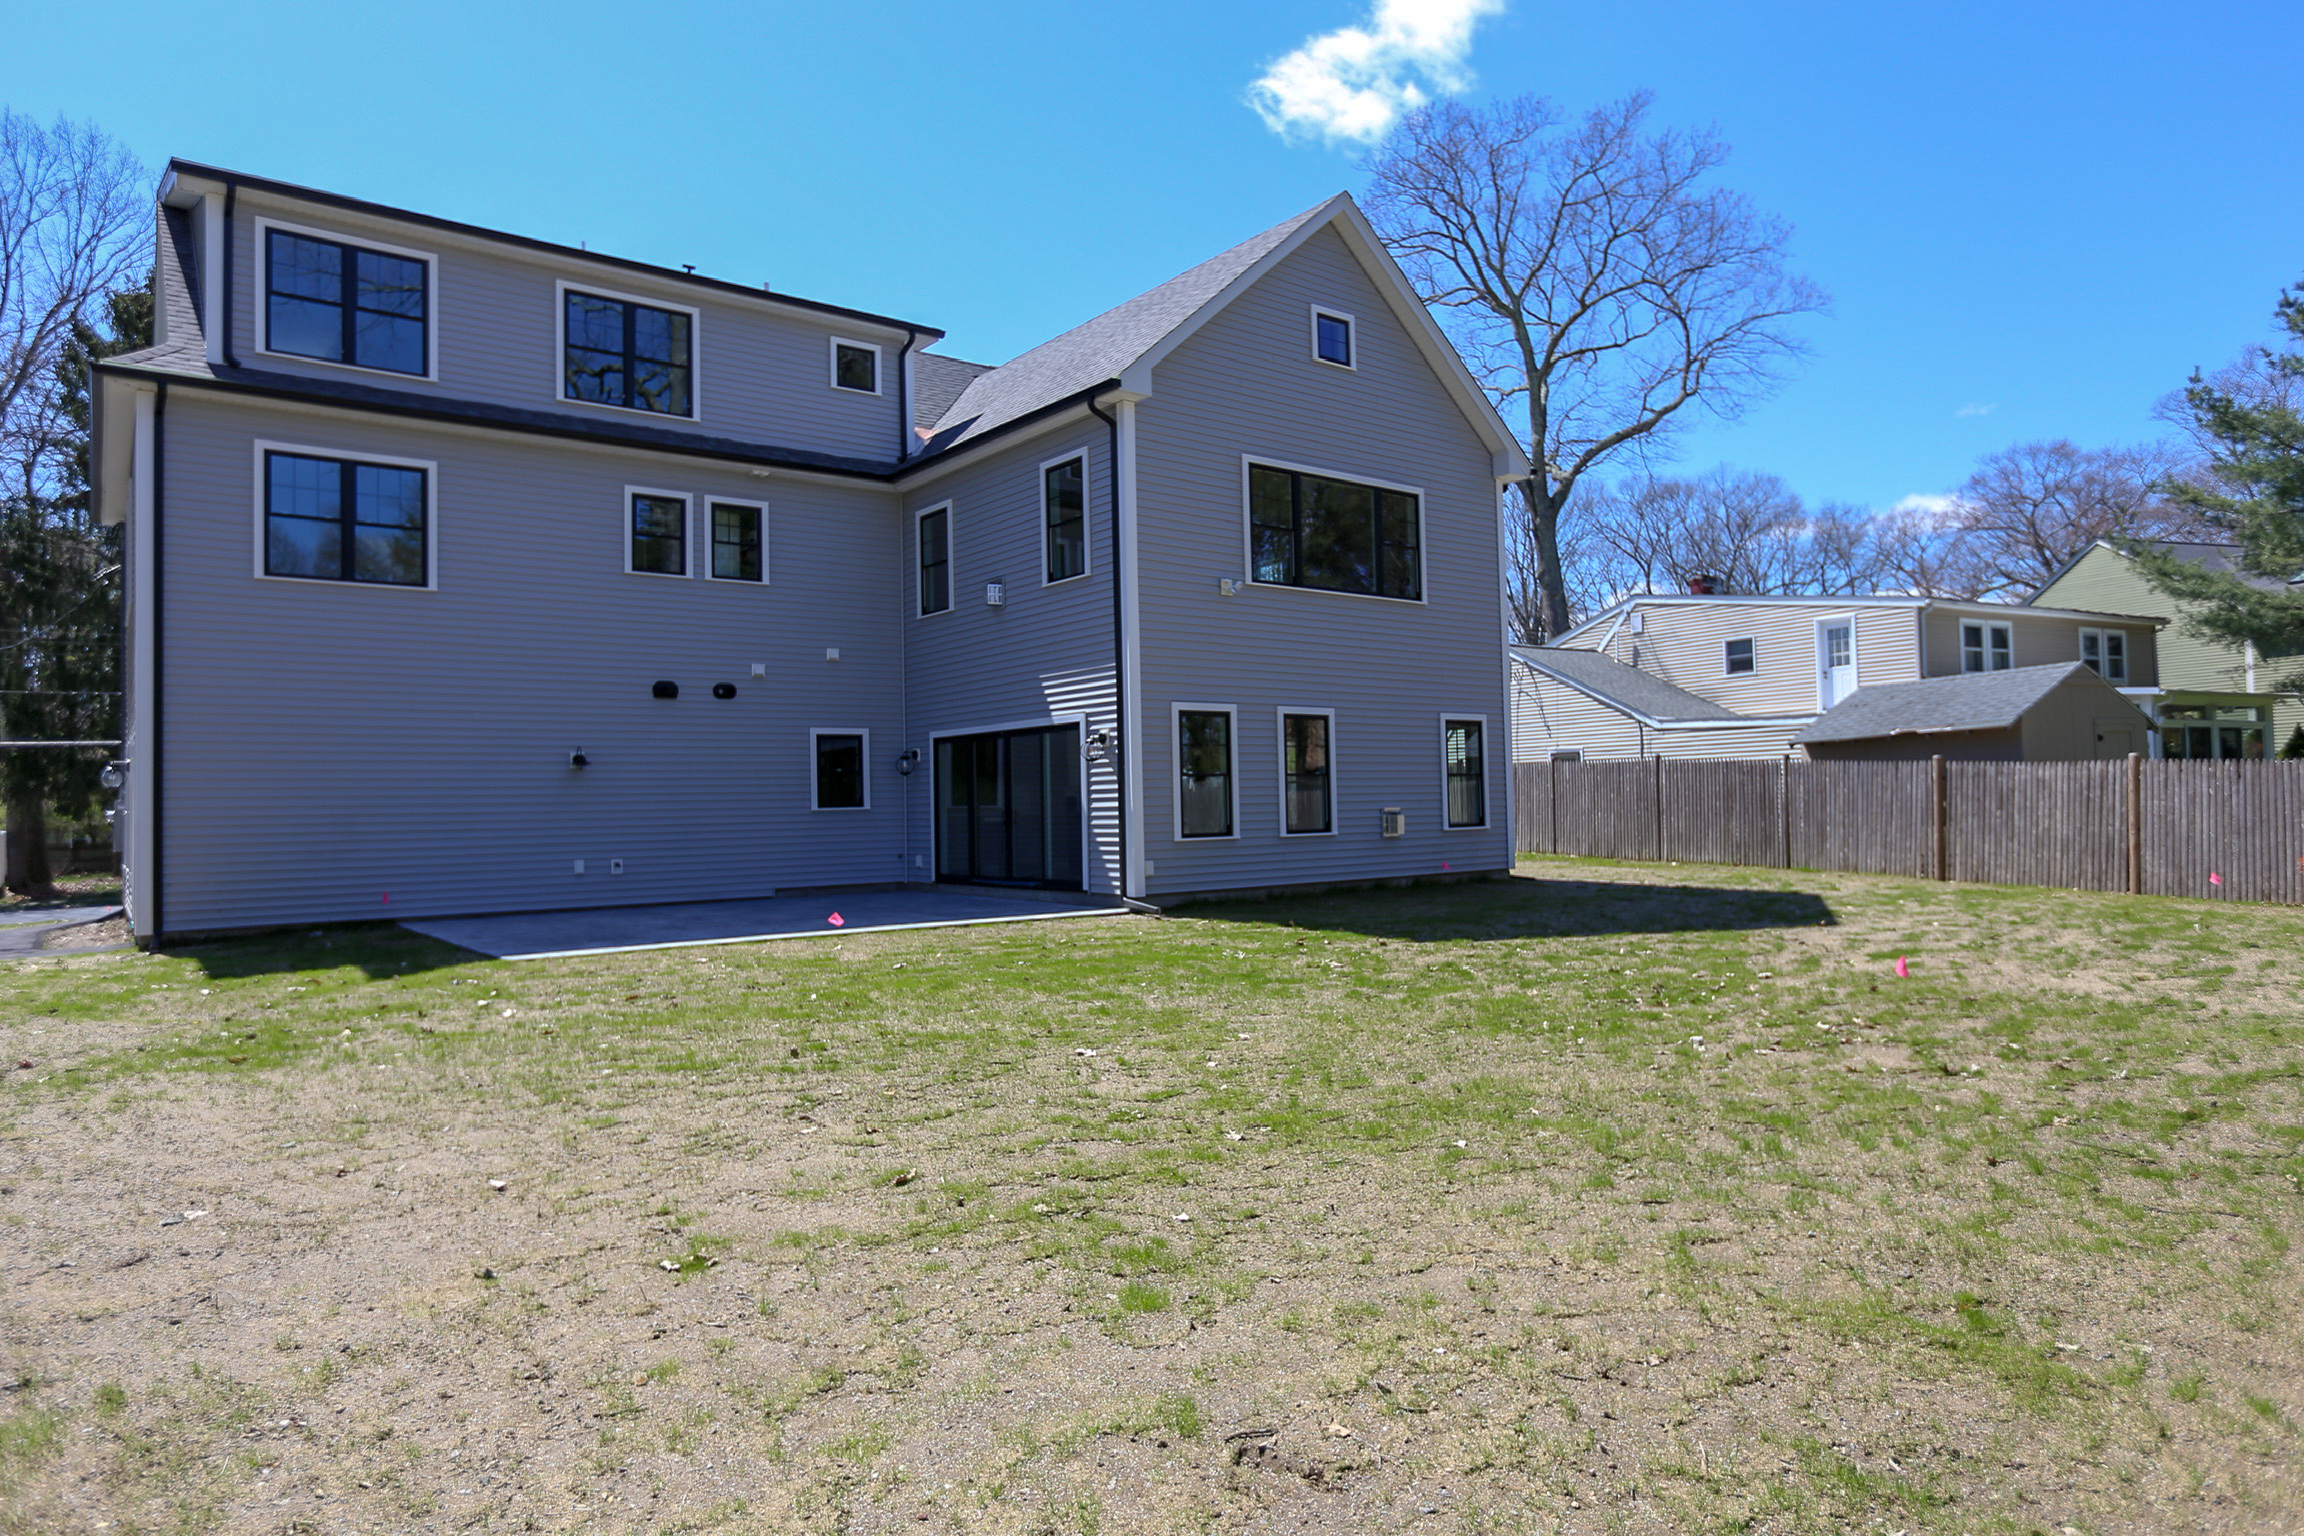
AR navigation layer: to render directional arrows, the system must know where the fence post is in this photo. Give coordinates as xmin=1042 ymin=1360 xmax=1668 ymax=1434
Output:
xmin=1780 ymin=755 xmax=1792 ymax=869
xmin=2127 ymin=752 xmax=2143 ymax=895
xmin=1653 ymin=754 xmax=1664 ymax=861
xmin=1932 ymin=755 xmax=1948 ymax=881
xmin=1548 ymin=754 xmax=1558 ymax=855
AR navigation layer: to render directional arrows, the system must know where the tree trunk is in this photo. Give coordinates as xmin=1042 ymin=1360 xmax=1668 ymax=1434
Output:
xmin=1523 ymin=480 xmax=1574 ymax=642
xmin=4 ymin=796 xmax=55 ymax=897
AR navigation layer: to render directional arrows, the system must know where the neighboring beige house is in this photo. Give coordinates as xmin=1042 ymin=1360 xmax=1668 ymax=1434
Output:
xmin=1514 ymin=593 xmax=2166 ymax=762
xmin=2031 ymin=541 xmax=2304 ymax=759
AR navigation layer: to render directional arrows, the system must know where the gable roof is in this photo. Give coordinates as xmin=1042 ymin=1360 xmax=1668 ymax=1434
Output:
xmin=1554 ymin=592 xmax=2166 ymax=648
xmin=911 ymin=352 xmax=996 ymax=435
xmin=918 ymin=195 xmax=1529 ymax=474
xmin=1511 ymin=646 xmax=1818 ymax=730
xmin=2029 ymin=538 xmax=2303 ymax=601
xmin=1791 ymin=663 xmax=2128 ymax=745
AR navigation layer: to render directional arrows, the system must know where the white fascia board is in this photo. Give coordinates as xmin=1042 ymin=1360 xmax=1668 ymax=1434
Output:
xmin=93 ymin=374 xmax=149 ymax=526
xmin=160 ymin=169 xmax=216 ymax=209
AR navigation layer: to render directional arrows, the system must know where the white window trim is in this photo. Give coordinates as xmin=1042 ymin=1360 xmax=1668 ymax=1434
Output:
xmin=1960 ymin=618 xmax=2013 ymax=674
xmin=1815 ymin=615 xmax=1860 ymax=710
xmin=1039 ymin=450 xmax=1092 ymax=586
xmin=1309 ymin=304 xmax=1357 ymax=371
xmin=1171 ymin=702 xmax=1240 ymax=842
xmin=555 ymin=279 xmax=703 ymax=420
xmin=914 ymin=500 xmax=954 ymax=617
xmin=2078 ymin=626 xmax=2130 ymax=683
xmin=1274 ymin=706 xmax=1338 ymax=838
xmin=704 ymin=497 xmax=770 ymax=584
xmin=1439 ymin=713 xmax=1490 ymax=831
xmin=1236 ymin=454 xmax=1429 ymax=607
xmin=829 ymin=335 xmax=883 ymax=396
xmin=1724 ymin=637 xmax=1757 ymax=676
xmin=623 ymin=485 xmax=693 ymax=578
xmin=251 ymin=216 xmax=441 ymax=384
xmin=249 ymin=438 xmax=439 ymax=591
xmin=810 ymin=727 xmax=872 ymax=812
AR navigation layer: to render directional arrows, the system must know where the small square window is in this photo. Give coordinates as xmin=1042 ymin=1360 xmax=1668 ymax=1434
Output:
xmin=1725 ymin=638 xmax=1756 ymax=675
xmin=833 ymin=340 xmax=879 ymax=393
xmin=629 ymin=492 xmax=687 ymax=576
xmin=1314 ymin=311 xmax=1353 ymax=367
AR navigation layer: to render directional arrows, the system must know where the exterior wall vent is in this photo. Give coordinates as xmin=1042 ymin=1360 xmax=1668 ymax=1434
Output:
xmin=985 ymin=582 xmax=1006 ymax=607
xmin=1381 ymin=807 xmax=1406 ymax=838
xmin=712 ymin=682 xmax=737 ymax=700
xmin=651 ymin=680 xmax=679 ymax=699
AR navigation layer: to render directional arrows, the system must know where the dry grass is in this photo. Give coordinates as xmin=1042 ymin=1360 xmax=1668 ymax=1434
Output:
xmin=0 ymin=859 xmax=2298 ymax=1535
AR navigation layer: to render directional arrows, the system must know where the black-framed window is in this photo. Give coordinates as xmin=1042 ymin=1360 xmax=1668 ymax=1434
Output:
xmin=1282 ymin=713 xmax=1331 ymax=834
xmin=630 ymin=493 xmax=686 ymax=575
xmin=1961 ymin=621 xmax=2012 ymax=673
xmin=1315 ymin=311 xmax=1353 ymax=367
xmin=263 ymin=450 xmax=426 ymax=586
xmin=711 ymin=502 xmax=762 ymax=581
xmin=565 ymin=291 xmax=693 ymax=415
xmin=265 ymin=230 xmax=427 ymax=375
xmin=1725 ymin=638 xmax=1756 ymax=675
xmin=814 ymin=733 xmax=866 ymax=810
xmin=918 ymin=506 xmax=951 ymax=615
xmin=1178 ymin=711 xmax=1233 ymax=838
xmin=1249 ymin=464 xmax=1420 ymax=600
xmin=1044 ymin=457 xmax=1086 ymax=582
xmin=1444 ymin=719 xmax=1486 ymax=828
xmin=833 ymin=342 xmax=878 ymax=393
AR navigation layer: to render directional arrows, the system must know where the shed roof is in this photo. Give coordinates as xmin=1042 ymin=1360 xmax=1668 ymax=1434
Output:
xmin=1512 ymin=646 xmax=1745 ymax=724
xmin=1792 ymin=662 xmax=2115 ymax=744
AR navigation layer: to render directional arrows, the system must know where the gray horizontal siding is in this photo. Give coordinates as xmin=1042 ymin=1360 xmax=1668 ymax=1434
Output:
xmin=899 ymin=424 xmax=1121 ymax=892
xmin=227 ymin=190 xmax=905 ymax=464
xmin=157 ymin=391 xmax=908 ymax=931
xmin=1132 ymin=226 xmax=1513 ymax=895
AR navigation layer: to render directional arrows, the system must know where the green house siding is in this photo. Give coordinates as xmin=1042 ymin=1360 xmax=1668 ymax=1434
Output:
xmin=2034 ymin=543 xmax=2304 ymax=754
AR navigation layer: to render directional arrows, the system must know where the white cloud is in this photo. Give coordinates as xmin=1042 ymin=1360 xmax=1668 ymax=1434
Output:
xmin=1893 ymin=493 xmax=1961 ymax=522
xmin=1249 ymin=0 xmax=1507 ymax=145
xmin=1954 ymin=402 xmax=1998 ymax=419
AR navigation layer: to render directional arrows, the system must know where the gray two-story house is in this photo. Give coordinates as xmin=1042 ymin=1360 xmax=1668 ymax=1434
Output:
xmin=92 ymin=163 xmax=1528 ymax=940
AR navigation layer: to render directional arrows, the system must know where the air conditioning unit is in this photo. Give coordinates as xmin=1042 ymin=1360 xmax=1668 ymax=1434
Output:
xmin=1381 ymin=807 xmax=1406 ymax=838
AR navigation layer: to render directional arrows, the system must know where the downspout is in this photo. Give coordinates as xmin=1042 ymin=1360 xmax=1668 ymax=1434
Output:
xmin=895 ymin=326 xmax=920 ymax=883
xmin=1089 ymin=395 xmax=1130 ymax=905
xmin=895 ymin=326 xmax=921 ymax=462
xmin=151 ymin=381 xmax=167 ymax=944
xmin=221 ymin=180 xmax=240 ymax=368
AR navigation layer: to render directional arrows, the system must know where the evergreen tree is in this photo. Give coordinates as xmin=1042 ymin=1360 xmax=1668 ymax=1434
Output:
xmin=2130 ymin=281 xmax=2304 ymax=693
xmin=1 ymin=285 xmax=148 ymax=894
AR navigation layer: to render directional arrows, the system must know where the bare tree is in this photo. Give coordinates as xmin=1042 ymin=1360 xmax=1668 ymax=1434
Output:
xmin=1579 ymin=466 xmax=1910 ymax=600
xmin=1952 ymin=439 xmax=2210 ymax=599
xmin=1364 ymin=92 xmax=1826 ymax=641
xmin=1 ymin=109 xmax=147 ymax=503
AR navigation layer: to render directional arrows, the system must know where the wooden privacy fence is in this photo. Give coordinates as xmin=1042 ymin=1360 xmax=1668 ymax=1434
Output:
xmin=1516 ymin=757 xmax=2304 ymax=904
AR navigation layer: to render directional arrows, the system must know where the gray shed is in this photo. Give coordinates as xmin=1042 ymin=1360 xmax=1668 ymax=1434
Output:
xmin=1792 ymin=663 xmax=2155 ymax=761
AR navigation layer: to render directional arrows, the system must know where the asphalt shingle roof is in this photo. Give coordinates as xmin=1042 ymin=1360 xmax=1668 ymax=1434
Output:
xmin=1512 ymin=646 xmax=1745 ymax=723
xmin=1792 ymin=662 xmax=2103 ymax=744
xmin=911 ymin=352 xmax=995 ymax=438
xmin=921 ymin=199 xmax=1337 ymax=451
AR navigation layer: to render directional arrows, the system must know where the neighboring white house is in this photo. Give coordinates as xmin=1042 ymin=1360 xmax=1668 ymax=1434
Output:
xmin=1514 ymin=593 xmax=2167 ymax=762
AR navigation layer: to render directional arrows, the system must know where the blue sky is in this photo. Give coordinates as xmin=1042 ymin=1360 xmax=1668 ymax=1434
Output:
xmin=4 ymin=0 xmax=2298 ymax=512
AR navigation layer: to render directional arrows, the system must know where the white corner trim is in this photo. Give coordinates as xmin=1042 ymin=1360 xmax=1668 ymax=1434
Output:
xmin=1115 ymin=401 xmax=1146 ymax=897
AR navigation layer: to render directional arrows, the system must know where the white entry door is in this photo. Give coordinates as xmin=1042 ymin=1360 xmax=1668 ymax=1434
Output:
xmin=1818 ymin=620 xmax=1857 ymax=708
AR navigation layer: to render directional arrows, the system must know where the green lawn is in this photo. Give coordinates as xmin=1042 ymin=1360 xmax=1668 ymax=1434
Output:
xmin=0 ymin=859 xmax=2298 ymax=1535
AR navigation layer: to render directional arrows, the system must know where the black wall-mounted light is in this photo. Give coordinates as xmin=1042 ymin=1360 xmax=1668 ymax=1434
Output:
xmin=712 ymin=682 xmax=737 ymax=700
xmin=896 ymin=748 xmax=922 ymax=776
xmin=569 ymin=750 xmax=590 ymax=769
xmin=651 ymin=680 xmax=679 ymax=700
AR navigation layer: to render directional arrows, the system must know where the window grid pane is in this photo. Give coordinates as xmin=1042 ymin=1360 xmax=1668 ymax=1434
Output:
xmin=566 ymin=292 xmax=693 ymax=415
xmin=264 ymin=451 xmax=426 ymax=586
xmin=711 ymin=503 xmax=762 ymax=581
xmin=1316 ymin=313 xmax=1352 ymax=366
xmin=267 ymin=232 xmax=427 ymax=375
xmin=631 ymin=494 xmax=686 ymax=575
xmin=1445 ymin=720 xmax=1485 ymax=828
xmin=1178 ymin=712 xmax=1232 ymax=838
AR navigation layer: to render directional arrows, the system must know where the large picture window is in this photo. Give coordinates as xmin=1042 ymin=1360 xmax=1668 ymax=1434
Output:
xmin=1443 ymin=718 xmax=1486 ymax=829
xmin=1044 ymin=456 xmax=1086 ymax=583
xmin=264 ymin=229 xmax=428 ymax=375
xmin=917 ymin=505 xmax=951 ymax=615
xmin=564 ymin=289 xmax=694 ymax=416
xmin=629 ymin=491 xmax=688 ymax=576
xmin=1177 ymin=709 xmax=1235 ymax=839
xmin=1249 ymin=463 xmax=1420 ymax=600
xmin=1281 ymin=712 xmax=1332 ymax=835
xmin=262 ymin=450 xmax=427 ymax=586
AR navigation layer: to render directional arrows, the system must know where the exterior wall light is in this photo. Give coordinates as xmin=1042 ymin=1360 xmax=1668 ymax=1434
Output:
xmin=569 ymin=750 xmax=590 ymax=769
xmin=895 ymin=748 xmax=922 ymax=775
xmin=99 ymin=762 xmax=127 ymax=790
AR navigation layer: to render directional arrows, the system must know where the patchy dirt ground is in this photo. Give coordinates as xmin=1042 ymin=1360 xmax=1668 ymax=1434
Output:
xmin=0 ymin=861 xmax=2298 ymax=1535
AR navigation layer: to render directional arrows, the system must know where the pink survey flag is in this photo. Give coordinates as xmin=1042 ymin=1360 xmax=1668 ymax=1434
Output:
xmin=2209 ymin=872 xmax=2224 ymax=887
xmin=1894 ymin=956 xmax=1910 ymax=979
xmin=828 ymin=912 xmax=846 ymax=928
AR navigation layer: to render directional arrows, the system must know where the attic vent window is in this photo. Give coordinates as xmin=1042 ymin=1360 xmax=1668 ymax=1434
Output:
xmin=1313 ymin=309 xmax=1354 ymax=368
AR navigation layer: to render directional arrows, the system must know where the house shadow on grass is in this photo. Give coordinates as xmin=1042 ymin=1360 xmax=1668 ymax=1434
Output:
xmin=168 ymin=922 xmax=481 ymax=981
xmin=1180 ymin=872 xmax=1836 ymax=942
